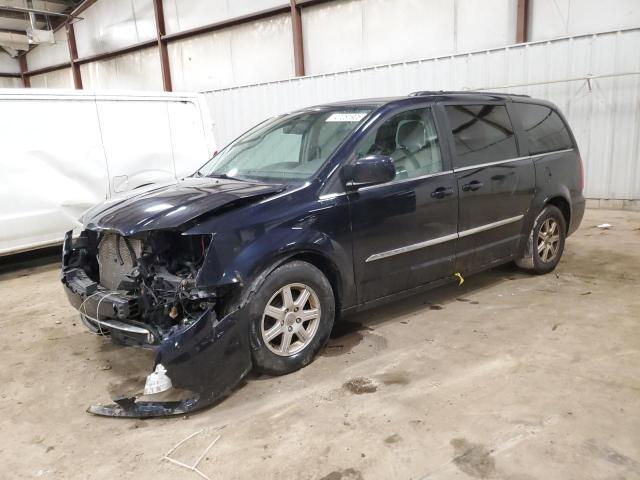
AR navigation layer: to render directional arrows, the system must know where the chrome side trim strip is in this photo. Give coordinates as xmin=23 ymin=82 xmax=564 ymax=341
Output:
xmin=319 ymin=170 xmax=455 ymax=199
xmin=453 ymin=148 xmax=574 ymax=173
xmin=365 ymin=214 xmax=524 ymax=263
xmin=454 ymin=155 xmax=531 ymax=172
xmin=457 ymin=214 xmax=524 ymax=238
xmin=365 ymin=232 xmax=458 ymax=263
xmin=530 ymin=148 xmax=574 ymax=158
xmin=358 ymin=169 xmax=454 ymax=192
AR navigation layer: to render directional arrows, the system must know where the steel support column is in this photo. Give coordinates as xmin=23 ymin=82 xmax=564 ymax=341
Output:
xmin=516 ymin=0 xmax=529 ymax=43
xmin=19 ymin=54 xmax=30 ymax=87
xmin=290 ymin=0 xmax=305 ymax=76
xmin=153 ymin=0 xmax=172 ymax=91
xmin=66 ymin=22 xmax=83 ymax=89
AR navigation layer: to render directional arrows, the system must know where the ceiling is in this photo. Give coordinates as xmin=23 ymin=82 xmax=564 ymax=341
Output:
xmin=0 ymin=0 xmax=83 ymax=56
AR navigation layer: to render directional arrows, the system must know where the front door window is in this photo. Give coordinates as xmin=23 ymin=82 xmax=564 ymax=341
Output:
xmin=354 ymin=108 xmax=443 ymax=180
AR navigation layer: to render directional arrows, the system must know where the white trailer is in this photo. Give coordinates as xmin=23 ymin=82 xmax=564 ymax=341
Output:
xmin=0 ymin=89 xmax=217 ymax=256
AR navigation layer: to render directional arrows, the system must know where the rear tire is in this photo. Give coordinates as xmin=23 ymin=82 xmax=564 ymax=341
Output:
xmin=248 ymin=261 xmax=335 ymax=376
xmin=516 ymin=205 xmax=566 ymax=274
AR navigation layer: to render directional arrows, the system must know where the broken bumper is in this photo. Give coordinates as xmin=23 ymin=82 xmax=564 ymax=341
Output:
xmin=86 ymin=306 xmax=252 ymax=418
xmin=61 ymin=231 xmax=252 ymax=417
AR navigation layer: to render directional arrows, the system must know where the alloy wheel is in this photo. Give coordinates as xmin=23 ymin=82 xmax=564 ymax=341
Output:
xmin=537 ymin=218 xmax=561 ymax=263
xmin=261 ymin=283 xmax=321 ymax=356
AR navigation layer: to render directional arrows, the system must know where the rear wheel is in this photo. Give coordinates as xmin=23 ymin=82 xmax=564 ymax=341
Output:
xmin=516 ymin=205 xmax=566 ymax=274
xmin=249 ymin=261 xmax=335 ymax=376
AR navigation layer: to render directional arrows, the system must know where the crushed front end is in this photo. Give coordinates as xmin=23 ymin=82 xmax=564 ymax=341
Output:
xmin=61 ymin=229 xmax=252 ymax=417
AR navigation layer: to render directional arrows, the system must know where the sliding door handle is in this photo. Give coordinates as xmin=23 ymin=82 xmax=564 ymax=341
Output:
xmin=431 ymin=186 xmax=455 ymax=199
xmin=462 ymin=180 xmax=484 ymax=192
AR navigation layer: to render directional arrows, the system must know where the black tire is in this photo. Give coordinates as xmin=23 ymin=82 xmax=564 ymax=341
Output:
xmin=516 ymin=205 xmax=566 ymax=274
xmin=248 ymin=260 xmax=335 ymax=376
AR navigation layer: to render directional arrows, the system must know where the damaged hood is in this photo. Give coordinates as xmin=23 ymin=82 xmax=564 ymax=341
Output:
xmin=83 ymin=177 xmax=285 ymax=236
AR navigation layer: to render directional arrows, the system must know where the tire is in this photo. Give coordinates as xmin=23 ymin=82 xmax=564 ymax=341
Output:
xmin=516 ymin=205 xmax=566 ymax=274
xmin=248 ymin=260 xmax=335 ymax=376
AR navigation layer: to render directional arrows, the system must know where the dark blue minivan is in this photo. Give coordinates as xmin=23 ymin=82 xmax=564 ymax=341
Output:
xmin=61 ymin=91 xmax=585 ymax=417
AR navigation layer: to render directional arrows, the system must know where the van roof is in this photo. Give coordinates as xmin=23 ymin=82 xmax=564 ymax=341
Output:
xmin=315 ymin=90 xmax=534 ymax=111
xmin=408 ymin=90 xmax=531 ymax=99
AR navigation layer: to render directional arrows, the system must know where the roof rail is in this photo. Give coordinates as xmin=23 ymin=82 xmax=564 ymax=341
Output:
xmin=409 ymin=90 xmax=531 ymax=98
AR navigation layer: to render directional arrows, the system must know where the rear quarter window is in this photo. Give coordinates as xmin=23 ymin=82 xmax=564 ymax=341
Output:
xmin=513 ymin=103 xmax=573 ymax=155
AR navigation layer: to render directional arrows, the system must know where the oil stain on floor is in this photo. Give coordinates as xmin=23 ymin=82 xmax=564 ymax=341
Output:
xmin=450 ymin=438 xmax=496 ymax=479
xmin=378 ymin=370 xmax=411 ymax=386
xmin=319 ymin=468 xmax=363 ymax=480
xmin=343 ymin=377 xmax=377 ymax=394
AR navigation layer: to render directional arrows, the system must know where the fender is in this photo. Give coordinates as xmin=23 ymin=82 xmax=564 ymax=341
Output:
xmin=198 ymin=225 xmax=354 ymax=307
xmin=524 ymin=185 xmax=572 ymax=236
xmin=181 ymin=184 xmax=356 ymax=309
xmin=517 ymin=179 xmax=572 ymax=262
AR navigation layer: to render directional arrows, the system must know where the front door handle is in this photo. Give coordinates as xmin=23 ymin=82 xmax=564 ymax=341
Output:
xmin=431 ymin=186 xmax=455 ymax=199
xmin=462 ymin=180 xmax=484 ymax=192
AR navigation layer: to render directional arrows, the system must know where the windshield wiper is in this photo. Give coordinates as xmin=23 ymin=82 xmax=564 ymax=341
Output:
xmin=207 ymin=173 xmax=240 ymax=180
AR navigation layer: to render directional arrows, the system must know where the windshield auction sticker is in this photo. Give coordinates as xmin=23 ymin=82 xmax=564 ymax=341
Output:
xmin=326 ymin=112 xmax=368 ymax=122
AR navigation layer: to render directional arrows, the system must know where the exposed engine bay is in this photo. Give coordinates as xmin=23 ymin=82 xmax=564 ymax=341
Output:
xmin=69 ymin=230 xmax=220 ymax=341
xmin=61 ymin=228 xmax=252 ymax=417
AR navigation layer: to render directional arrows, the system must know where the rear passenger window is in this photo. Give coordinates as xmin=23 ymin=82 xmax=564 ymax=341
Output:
xmin=513 ymin=103 xmax=573 ymax=155
xmin=445 ymin=104 xmax=518 ymax=168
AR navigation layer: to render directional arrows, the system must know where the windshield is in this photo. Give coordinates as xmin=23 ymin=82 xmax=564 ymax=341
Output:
xmin=197 ymin=108 xmax=373 ymax=183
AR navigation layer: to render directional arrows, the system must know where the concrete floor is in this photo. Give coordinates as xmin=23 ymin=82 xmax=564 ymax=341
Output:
xmin=0 ymin=208 xmax=639 ymax=480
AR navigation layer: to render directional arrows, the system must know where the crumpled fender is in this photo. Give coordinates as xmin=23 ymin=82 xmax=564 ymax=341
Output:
xmin=87 ymin=305 xmax=252 ymax=418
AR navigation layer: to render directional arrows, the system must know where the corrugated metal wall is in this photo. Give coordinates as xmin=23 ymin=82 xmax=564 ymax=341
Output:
xmin=204 ymin=28 xmax=640 ymax=200
xmin=168 ymin=13 xmax=295 ymax=92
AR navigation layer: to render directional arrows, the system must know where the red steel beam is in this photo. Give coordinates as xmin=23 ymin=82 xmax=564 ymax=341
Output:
xmin=68 ymin=0 xmax=97 ymax=19
xmin=73 ymin=39 xmax=157 ymax=65
xmin=21 ymin=0 xmax=340 ymax=81
xmin=66 ymin=21 xmax=83 ymax=89
xmin=153 ymin=0 xmax=172 ymax=91
xmin=161 ymin=5 xmax=291 ymax=42
xmin=516 ymin=0 xmax=529 ymax=43
xmin=23 ymin=61 xmax=71 ymax=77
xmin=19 ymin=54 xmax=30 ymax=87
xmin=290 ymin=0 xmax=305 ymax=76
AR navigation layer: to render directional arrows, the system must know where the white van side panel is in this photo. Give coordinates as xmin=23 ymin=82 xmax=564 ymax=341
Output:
xmin=168 ymin=100 xmax=212 ymax=177
xmin=0 ymin=97 xmax=109 ymax=255
xmin=0 ymin=89 xmax=217 ymax=256
xmin=195 ymin=94 xmax=217 ymax=158
xmin=96 ymin=99 xmax=176 ymax=194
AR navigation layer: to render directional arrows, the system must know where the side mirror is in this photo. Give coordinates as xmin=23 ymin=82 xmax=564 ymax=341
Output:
xmin=346 ymin=155 xmax=395 ymax=189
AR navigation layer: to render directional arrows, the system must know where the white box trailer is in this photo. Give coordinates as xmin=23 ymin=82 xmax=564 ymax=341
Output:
xmin=0 ymin=89 xmax=217 ymax=256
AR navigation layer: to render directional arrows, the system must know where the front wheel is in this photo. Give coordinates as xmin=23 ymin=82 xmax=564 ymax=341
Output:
xmin=516 ymin=205 xmax=566 ymax=274
xmin=248 ymin=261 xmax=335 ymax=376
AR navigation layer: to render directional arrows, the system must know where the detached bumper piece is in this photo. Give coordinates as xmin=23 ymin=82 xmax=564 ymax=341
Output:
xmin=61 ymin=230 xmax=253 ymax=418
xmin=86 ymin=307 xmax=252 ymax=418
